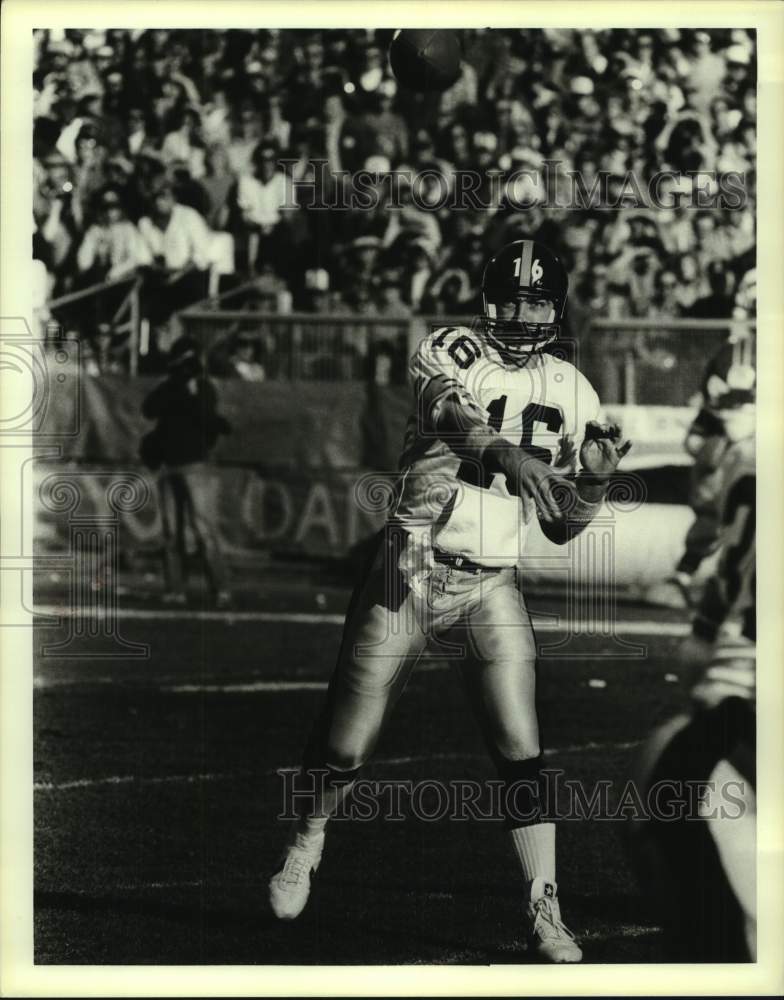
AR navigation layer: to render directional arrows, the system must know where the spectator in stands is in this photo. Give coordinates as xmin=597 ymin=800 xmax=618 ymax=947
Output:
xmin=420 ymin=268 xmax=467 ymax=315
xmin=32 ymin=26 xmax=757 ymax=371
xmin=685 ymin=260 xmax=737 ymax=319
xmin=674 ymin=253 xmax=704 ymax=312
xmin=76 ymin=184 xmax=151 ymax=284
xmin=138 ymin=182 xmax=211 ymax=274
xmin=401 ymin=238 xmax=438 ymax=312
xmin=364 ymin=80 xmax=409 ymax=165
xmin=322 ymin=84 xmax=378 ymax=175
xmin=287 ymin=36 xmax=328 ymax=121
xmin=650 ymin=267 xmax=685 ymax=318
xmin=227 ymin=103 xmax=263 ymax=177
xmin=608 ymin=245 xmax=660 ymax=317
xmin=232 ymin=141 xmax=296 ymax=276
xmin=375 ymin=267 xmax=412 ymax=319
xmin=125 ymin=105 xmax=152 ymax=157
xmin=685 ymin=32 xmax=727 ymax=113
xmin=724 ymin=207 xmax=755 ymax=259
xmin=202 ymin=144 xmax=235 ymax=230
xmin=693 ymin=211 xmax=731 ymax=274
xmin=137 ymin=183 xmax=212 ymax=347
xmin=266 ymin=93 xmax=292 ymax=151
xmin=201 ymin=86 xmax=232 ymax=148
xmin=354 ymin=42 xmax=388 ymax=110
xmin=301 ymin=267 xmax=338 ymax=313
xmin=150 ymin=77 xmax=189 ymax=143
xmin=71 ymin=122 xmax=107 ymax=223
xmin=439 ymin=55 xmax=479 ymax=118
xmin=169 ymin=161 xmax=212 ymax=219
xmin=441 ymin=118 xmax=474 ymax=170
xmin=382 ymin=176 xmax=441 ymax=263
xmin=161 ymin=107 xmax=207 ymax=180
xmin=227 ymin=332 xmax=267 ymax=381
xmin=34 ymin=152 xmax=81 ymax=290
xmin=343 ymin=235 xmax=382 ymax=299
xmin=141 ymin=335 xmax=233 ymax=608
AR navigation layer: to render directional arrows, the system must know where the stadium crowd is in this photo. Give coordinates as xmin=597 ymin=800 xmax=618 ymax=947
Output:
xmin=33 ymin=28 xmax=756 ymax=378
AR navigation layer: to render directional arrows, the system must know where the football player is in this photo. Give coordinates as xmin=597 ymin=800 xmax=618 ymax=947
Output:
xmin=631 ymin=377 xmax=756 ymax=961
xmin=269 ymin=239 xmax=632 ymax=962
xmin=666 ymin=330 xmax=756 ymax=605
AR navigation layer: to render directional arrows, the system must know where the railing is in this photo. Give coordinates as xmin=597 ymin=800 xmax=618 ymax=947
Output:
xmin=178 ymin=309 xmax=418 ymax=382
xmin=46 ymin=274 xmax=143 ymax=374
xmin=176 ymin=309 xmax=755 ymax=404
xmin=586 ymin=318 xmax=756 ymax=405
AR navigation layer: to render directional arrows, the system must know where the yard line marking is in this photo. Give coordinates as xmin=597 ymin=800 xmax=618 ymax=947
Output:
xmin=116 ymin=880 xmax=205 ymax=891
xmin=33 ymin=771 xmax=234 ymax=792
xmin=33 ymin=604 xmax=690 ymax=636
xmin=33 ymin=741 xmax=640 ymax=793
xmin=163 ymin=681 xmax=329 ymax=693
xmin=579 ymin=924 xmax=662 ymax=941
xmin=34 ymin=606 xmax=346 ymax=626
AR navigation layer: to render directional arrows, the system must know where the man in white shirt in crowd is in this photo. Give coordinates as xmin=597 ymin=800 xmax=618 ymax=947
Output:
xmin=139 ymin=182 xmax=211 ymax=273
xmin=234 ymin=142 xmax=296 ymax=275
xmin=137 ymin=183 xmax=215 ymax=362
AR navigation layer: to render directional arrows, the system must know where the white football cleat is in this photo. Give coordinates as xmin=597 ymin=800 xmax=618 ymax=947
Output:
xmin=525 ymin=878 xmax=583 ymax=963
xmin=268 ymin=831 xmax=325 ymax=920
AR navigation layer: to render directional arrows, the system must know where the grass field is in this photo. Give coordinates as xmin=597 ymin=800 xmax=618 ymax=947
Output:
xmin=33 ymin=573 xmax=691 ymax=964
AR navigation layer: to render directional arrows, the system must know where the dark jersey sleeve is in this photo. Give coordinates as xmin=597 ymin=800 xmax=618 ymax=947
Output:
xmin=692 ymin=442 xmax=755 ymax=642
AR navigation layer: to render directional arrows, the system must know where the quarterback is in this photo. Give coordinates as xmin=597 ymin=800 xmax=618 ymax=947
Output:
xmin=269 ymin=239 xmax=632 ymax=962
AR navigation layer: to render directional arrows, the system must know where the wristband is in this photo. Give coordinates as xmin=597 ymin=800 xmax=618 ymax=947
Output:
xmin=575 ymin=472 xmax=610 ymax=506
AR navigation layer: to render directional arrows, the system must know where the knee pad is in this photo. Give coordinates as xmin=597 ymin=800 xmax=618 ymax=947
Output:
xmin=496 ymin=753 xmax=546 ymax=828
xmin=321 ymin=761 xmax=362 ymax=786
xmin=302 ymin=739 xmax=363 ymax=786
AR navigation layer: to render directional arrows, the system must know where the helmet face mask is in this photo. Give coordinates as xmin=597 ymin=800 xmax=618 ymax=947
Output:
xmin=481 ymin=239 xmax=568 ymax=362
xmin=483 ymin=292 xmax=559 ymax=358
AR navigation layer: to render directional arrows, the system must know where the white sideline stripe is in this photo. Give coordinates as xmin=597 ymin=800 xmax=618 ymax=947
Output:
xmin=164 ymin=681 xmax=329 ymax=693
xmin=34 ymin=741 xmax=640 ymax=793
xmin=33 ymin=677 xmax=331 ymax=692
xmin=579 ymin=924 xmax=661 ymax=941
xmin=33 ymin=771 xmax=234 ymax=792
xmin=57 ymin=881 xmax=208 ymax=893
xmin=33 ymin=603 xmax=690 ymax=636
xmin=34 ymin=606 xmax=346 ymax=626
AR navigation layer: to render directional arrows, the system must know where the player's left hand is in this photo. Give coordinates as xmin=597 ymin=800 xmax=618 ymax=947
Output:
xmin=579 ymin=421 xmax=632 ymax=477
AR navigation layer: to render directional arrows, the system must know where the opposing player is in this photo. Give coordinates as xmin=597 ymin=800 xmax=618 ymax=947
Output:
xmin=269 ymin=240 xmax=632 ymax=962
xmin=631 ymin=372 xmax=756 ymax=961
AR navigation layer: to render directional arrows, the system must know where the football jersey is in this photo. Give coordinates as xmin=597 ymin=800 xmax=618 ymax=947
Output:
xmin=694 ymin=434 xmax=756 ymax=642
xmin=389 ymin=325 xmax=601 ymax=567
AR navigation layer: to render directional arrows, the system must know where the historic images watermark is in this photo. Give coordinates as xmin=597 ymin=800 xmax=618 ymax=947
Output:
xmin=280 ymin=160 xmax=749 ymax=213
xmin=278 ymin=767 xmax=749 ymax=824
xmin=1 ymin=317 xmax=151 ymax=657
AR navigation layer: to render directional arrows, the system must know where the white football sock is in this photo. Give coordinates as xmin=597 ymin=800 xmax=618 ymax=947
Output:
xmin=295 ymin=777 xmax=357 ymax=841
xmin=510 ymin=821 xmax=556 ymax=885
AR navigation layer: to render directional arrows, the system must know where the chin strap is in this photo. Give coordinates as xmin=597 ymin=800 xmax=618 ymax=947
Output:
xmin=484 ymin=321 xmax=559 ymax=357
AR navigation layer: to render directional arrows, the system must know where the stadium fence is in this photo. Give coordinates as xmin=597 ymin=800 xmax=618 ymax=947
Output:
xmin=175 ymin=310 xmax=756 ymax=406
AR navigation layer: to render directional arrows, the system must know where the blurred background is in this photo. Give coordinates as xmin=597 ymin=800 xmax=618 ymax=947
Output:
xmin=32 ymin=26 xmax=757 ymax=598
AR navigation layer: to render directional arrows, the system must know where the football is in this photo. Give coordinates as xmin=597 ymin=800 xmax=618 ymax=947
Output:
xmin=388 ymin=29 xmax=462 ymax=92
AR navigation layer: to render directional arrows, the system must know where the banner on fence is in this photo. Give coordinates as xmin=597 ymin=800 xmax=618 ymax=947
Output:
xmin=35 ymin=375 xmax=699 ymax=583
xmin=49 ymin=375 xmax=695 ymax=471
